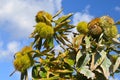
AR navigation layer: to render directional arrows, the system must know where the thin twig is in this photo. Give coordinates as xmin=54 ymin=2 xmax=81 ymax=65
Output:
xmin=9 ymin=70 xmax=16 ymax=77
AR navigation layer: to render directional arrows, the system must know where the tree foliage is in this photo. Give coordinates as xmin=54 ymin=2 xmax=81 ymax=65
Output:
xmin=11 ymin=9 xmax=120 ymax=80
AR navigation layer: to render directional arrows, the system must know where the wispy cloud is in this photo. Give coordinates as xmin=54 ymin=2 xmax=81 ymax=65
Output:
xmin=0 ymin=0 xmax=62 ymax=40
xmin=72 ymin=5 xmax=94 ymax=25
xmin=73 ymin=12 xmax=94 ymax=25
xmin=115 ymin=6 xmax=120 ymax=12
xmin=0 ymin=41 xmax=20 ymax=60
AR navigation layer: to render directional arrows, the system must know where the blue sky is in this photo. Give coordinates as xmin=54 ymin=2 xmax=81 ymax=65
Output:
xmin=0 ymin=0 xmax=120 ymax=80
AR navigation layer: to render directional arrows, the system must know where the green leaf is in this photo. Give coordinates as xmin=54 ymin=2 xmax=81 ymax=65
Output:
xmin=84 ymin=36 xmax=91 ymax=51
xmin=44 ymin=66 xmax=50 ymax=71
xmin=48 ymin=37 xmax=54 ymax=47
xmin=55 ymin=13 xmax=73 ymax=24
xmin=39 ymin=70 xmax=47 ymax=78
xmin=100 ymin=57 xmax=112 ymax=79
xmin=82 ymin=54 xmax=90 ymax=66
xmin=76 ymin=54 xmax=90 ymax=68
xmin=113 ymin=57 xmax=120 ymax=72
xmin=76 ymin=54 xmax=86 ymax=68
xmin=64 ymin=58 xmax=74 ymax=66
xmin=32 ymin=65 xmax=43 ymax=79
xmin=93 ymin=50 xmax=107 ymax=70
xmin=43 ymin=37 xmax=54 ymax=49
xmin=78 ymin=66 xmax=95 ymax=79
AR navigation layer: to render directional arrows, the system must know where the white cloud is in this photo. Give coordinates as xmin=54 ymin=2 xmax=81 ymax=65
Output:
xmin=72 ymin=5 xmax=94 ymax=25
xmin=0 ymin=0 xmax=62 ymax=40
xmin=73 ymin=12 xmax=94 ymax=25
xmin=0 ymin=41 xmax=20 ymax=60
xmin=115 ymin=6 xmax=120 ymax=12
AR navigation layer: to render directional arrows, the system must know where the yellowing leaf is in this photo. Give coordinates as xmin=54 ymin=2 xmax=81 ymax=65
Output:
xmin=59 ymin=50 xmax=69 ymax=58
xmin=73 ymin=34 xmax=84 ymax=51
xmin=54 ymin=20 xmax=71 ymax=32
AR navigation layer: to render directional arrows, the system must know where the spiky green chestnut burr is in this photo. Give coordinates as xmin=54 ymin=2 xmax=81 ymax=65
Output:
xmin=100 ymin=16 xmax=114 ymax=28
xmin=15 ymin=46 xmax=33 ymax=58
xmin=77 ymin=21 xmax=88 ymax=34
xmin=35 ymin=22 xmax=47 ymax=33
xmin=13 ymin=46 xmax=34 ymax=72
xmin=40 ymin=24 xmax=54 ymax=38
xmin=35 ymin=11 xmax=52 ymax=23
xmin=14 ymin=54 xmax=34 ymax=72
xmin=104 ymin=25 xmax=118 ymax=38
xmin=35 ymin=22 xmax=54 ymax=38
xmin=99 ymin=16 xmax=118 ymax=38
